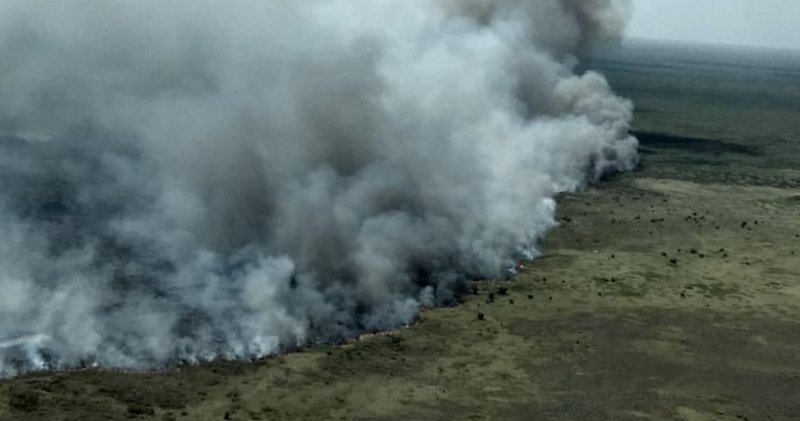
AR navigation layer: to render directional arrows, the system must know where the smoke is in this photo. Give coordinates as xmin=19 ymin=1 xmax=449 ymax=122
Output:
xmin=0 ymin=0 xmax=636 ymax=376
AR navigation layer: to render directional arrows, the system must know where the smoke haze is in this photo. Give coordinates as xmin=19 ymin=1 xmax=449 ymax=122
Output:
xmin=0 ymin=0 xmax=636 ymax=376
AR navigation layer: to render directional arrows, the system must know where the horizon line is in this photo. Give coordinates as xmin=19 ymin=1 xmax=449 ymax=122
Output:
xmin=623 ymin=35 xmax=800 ymax=54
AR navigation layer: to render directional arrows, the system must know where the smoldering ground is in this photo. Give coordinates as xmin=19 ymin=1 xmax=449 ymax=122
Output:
xmin=0 ymin=0 xmax=636 ymax=376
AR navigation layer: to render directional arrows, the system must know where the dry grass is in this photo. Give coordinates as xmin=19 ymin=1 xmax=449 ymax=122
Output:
xmin=3 ymin=41 xmax=800 ymax=421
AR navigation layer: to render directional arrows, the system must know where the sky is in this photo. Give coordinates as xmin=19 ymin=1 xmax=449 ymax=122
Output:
xmin=629 ymin=0 xmax=800 ymax=50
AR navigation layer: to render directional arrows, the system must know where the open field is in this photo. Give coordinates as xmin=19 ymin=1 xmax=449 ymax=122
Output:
xmin=2 ymin=41 xmax=800 ymax=420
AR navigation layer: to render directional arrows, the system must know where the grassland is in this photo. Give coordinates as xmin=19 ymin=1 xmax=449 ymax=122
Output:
xmin=2 ymin=40 xmax=800 ymax=420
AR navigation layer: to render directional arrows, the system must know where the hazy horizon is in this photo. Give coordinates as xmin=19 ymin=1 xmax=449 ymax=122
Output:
xmin=622 ymin=36 xmax=800 ymax=54
xmin=629 ymin=0 xmax=800 ymax=51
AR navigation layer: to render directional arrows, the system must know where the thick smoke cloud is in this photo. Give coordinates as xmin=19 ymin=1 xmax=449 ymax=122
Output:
xmin=0 ymin=0 xmax=636 ymax=376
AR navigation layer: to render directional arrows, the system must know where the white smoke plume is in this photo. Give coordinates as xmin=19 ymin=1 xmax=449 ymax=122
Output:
xmin=0 ymin=0 xmax=637 ymax=376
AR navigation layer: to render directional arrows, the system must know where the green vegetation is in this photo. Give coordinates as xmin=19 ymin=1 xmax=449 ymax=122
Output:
xmin=2 ymin=40 xmax=800 ymax=420
xmin=594 ymin=40 xmax=800 ymax=188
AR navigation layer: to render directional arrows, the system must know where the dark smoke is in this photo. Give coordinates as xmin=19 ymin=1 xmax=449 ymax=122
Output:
xmin=0 ymin=0 xmax=637 ymax=376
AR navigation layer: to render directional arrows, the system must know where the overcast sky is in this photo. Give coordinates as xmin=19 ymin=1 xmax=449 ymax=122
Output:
xmin=629 ymin=0 xmax=800 ymax=50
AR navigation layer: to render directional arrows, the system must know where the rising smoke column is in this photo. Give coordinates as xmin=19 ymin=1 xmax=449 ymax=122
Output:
xmin=0 ymin=0 xmax=636 ymax=376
